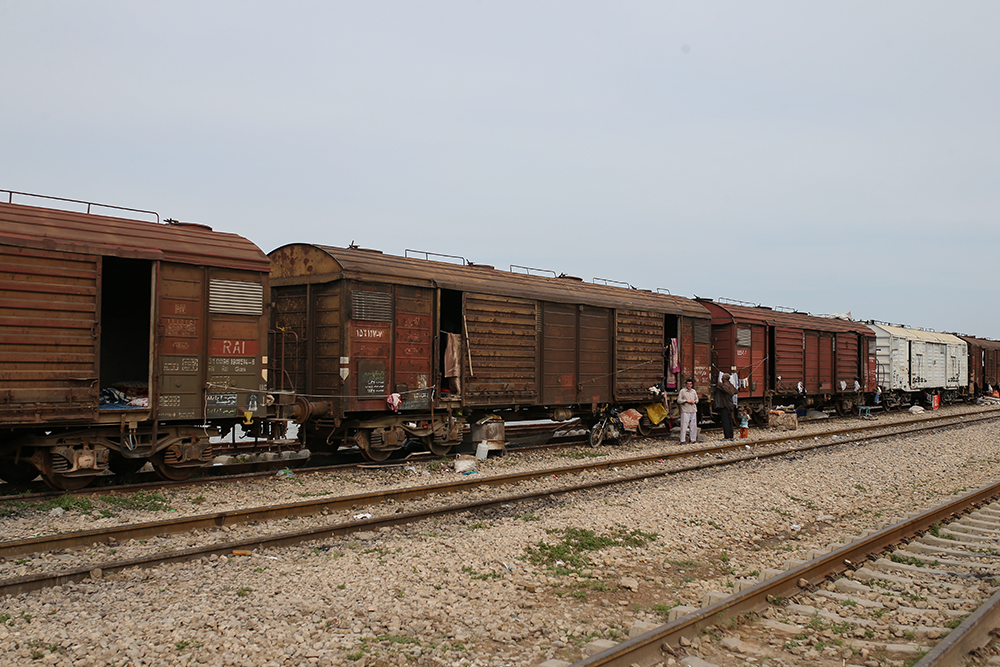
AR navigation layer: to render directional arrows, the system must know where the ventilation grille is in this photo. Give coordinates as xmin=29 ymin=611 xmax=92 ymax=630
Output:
xmin=209 ymin=280 xmax=263 ymax=315
xmin=694 ymin=322 xmax=711 ymax=345
xmin=736 ymin=328 xmax=751 ymax=348
xmin=352 ymin=291 xmax=393 ymax=321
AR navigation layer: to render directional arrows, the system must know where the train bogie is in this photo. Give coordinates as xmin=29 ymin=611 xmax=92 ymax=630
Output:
xmin=0 ymin=196 xmax=270 ymax=489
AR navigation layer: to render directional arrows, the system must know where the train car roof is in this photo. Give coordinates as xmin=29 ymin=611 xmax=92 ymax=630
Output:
xmin=269 ymin=243 xmax=711 ymax=318
xmin=696 ymin=298 xmax=875 ymax=336
xmin=0 ymin=201 xmax=269 ymax=272
xmin=867 ymin=322 xmax=966 ymax=346
xmin=957 ymin=334 xmax=1000 ymax=351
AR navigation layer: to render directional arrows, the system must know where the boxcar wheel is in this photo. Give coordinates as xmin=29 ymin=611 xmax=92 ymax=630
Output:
xmin=40 ymin=471 xmax=94 ymax=491
xmin=0 ymin=460 xmax=40 ymax=484
xmin=636 ymin=417 xmax=653 ymax=437
xmin=151 ymin=451 xmax=196 ymax=481
xmin=356 ymin=429 xmax=392 ymax=462
xmin=427 ymin=439 xmax=453 ymax=457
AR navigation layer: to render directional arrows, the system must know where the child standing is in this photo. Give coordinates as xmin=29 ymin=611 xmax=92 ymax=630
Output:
xmin=739 ymin=408 xmax=750 ymax=439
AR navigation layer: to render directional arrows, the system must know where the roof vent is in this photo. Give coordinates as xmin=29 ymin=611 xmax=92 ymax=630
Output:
xmin=558 ymin=273 xmax=583 ymax=281
xmin=166 ymin=219 xmax=213 ymax=231
xmin=347 ymin=242 xmax=383 ymax=254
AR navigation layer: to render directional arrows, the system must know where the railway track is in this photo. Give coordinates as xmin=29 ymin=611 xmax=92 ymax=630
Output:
xmin=2 ymin=406 xmax=993 ymax=504
xmin=571 ymin=480 xmax=1000 ymax=667
xmin=2 ymin=407 xmax=998 ymax=602
xmin=0 ymin=422 xmax=584 ymax=501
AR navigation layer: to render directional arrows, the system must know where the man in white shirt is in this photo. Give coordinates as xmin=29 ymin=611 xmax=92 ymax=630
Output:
xmin=677 ymin=378 xmax=699 ymax=444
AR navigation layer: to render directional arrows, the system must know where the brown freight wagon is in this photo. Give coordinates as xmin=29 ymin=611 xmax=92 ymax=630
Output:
xmin=268 ymin=244 xmax=712 ymax=460
xmin=959 ymin=335 xmax=1000 ymax=395
xmin=695 ymin=298 xmax=877 ymax=419
xmin=0 ymin=194 xmax=270 ymax=490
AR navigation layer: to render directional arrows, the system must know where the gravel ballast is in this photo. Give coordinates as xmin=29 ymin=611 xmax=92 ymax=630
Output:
xmin=1 ymin=406 xmax=999 ymax=666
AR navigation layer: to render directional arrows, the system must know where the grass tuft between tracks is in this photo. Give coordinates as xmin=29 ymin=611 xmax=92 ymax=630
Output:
xmin=0 ymin=490 xmax=172 ymax=518
xmin=523 ymin=526 xmax=658 ymax=575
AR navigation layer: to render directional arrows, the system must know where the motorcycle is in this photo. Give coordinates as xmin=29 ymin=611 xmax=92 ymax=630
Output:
xmin=589 ymin=404 xmax=625 ymax=447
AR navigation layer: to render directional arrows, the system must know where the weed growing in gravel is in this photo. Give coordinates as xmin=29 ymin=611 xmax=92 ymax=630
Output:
xmin=99 ymin=491 xmax=171 ymax=512
xmin=26 ymin=640 xmax=63 ymax=659
xmin=518 ymin=513 xmax=541 ymax=522
xmin=650 ymin=602 xmax=679 ymax=618
xmin=461 ymin=565 xmax=502 ymax=580
xmin=843 ymin=598 xmax=857 ymax=607
xmin=466 ymin=521 xmax=489 ymax=530
xmin=0 ymin=494 xmax=95 ymax=518
xmin=523 ymin=526 xmax=657 ymax=575
xmin=771 ymin=507 xmax=792 ymax=517
xmin=946 ymin=616 xmax=966 ymax=629
xmin=174 ymin=640 xmax=203 ymax=652
xmin=889 ymin=553 xmax=927 ymax=567
xmin=189 ymin=494 xmax=206 ymax=504
xmin=783 ymin=492 xmax=816 ymax=510
xmin=235 ymin=586 xmax=253 ymax=597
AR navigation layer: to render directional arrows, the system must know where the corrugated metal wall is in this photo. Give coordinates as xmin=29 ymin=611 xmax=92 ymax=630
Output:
xmin=541 ymin=302 xmax=579 ymax=405
xmin=0 ymin=245 xmax=99 ymax=423
xmin=464 ymin=293 xmax=538 ymax=404
xmin=615 ymin=309 xmax=664 ymax=401
xmin=577 ymin=305 xmax=612 ymax=405
xmin=835 ymin=334 xmax=860 ymax=392
xmin=774 ymin=328 xmax=804 ymax=393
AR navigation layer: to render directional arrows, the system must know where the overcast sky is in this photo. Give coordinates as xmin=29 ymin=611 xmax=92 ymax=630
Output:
xmin=3 ymin=2 xmax=997 ymax=335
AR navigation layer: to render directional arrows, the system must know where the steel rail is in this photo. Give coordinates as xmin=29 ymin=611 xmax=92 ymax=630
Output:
xmin=3 ymin=410 xmax=997 ymax=560
xmin=571 ymin=479 xmax=1000 ymax=667
xmin=913 ymin=587 xmax=1000 ymax=666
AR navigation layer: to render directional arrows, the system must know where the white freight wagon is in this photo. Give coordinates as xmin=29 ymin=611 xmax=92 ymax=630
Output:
xmin=867 ymin=323 xmax=967 ymax=407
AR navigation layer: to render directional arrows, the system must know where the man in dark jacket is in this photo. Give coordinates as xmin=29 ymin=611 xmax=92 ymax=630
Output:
xmin=713 ymin=373 xmax=738 ymax=440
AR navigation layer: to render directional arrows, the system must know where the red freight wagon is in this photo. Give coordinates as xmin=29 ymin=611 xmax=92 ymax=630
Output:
xmin=959 ymin=335 xmax=1000 ymax=395
xmin=0 ymin=194 xmax=270 ymax=489
xmin=268 ymin=244 xmax=712 ymax=460
xmin=696 ymin=299 xmax=876 ymax=419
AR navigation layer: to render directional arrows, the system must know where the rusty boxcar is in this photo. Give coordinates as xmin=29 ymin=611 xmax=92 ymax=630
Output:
xmin=696 ymin=299 xmax=877 ymax=418
xmin=0 ymin=195 xmax=270 ymax=489
xmin=960 ymin=335 xmax=1000 ymax=396
xmin=268 ymin=244 xmax=712 ymax=460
